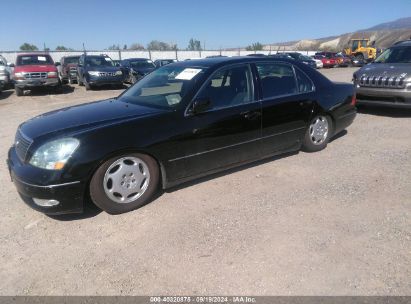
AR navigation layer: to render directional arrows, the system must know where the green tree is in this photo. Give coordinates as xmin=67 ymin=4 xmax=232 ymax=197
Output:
xmin=246 ymin=42 xmax=264 ymax=51
xmin=107 ymin=44 xmax=120 ymax=50
xmin=147 ymin=40 xmax=173 ymax=51
xmin=55 ymin=45 xmax=70 ymax=51
xmin=187 ymin=38 xmax=202 ymax=51
xmin=19 ymin=43 xmax=38 ymax=51
xmin=129 ymin=43 xmax=145 ymax=50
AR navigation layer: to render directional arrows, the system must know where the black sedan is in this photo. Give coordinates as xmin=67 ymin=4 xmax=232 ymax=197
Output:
xmin=7 ymin=57 xmax=357 ymax=215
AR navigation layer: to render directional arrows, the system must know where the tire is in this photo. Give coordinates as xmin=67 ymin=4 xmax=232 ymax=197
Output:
xmin=355 ymin=53 xmax=364 ymax=61
xmin=15 ymin=87 xmax=24 ymax=96
xmin=77 ymin=75 xmax=83 ymax=86
xmin=302 ymin=115 xmax=333 ymax=152
xmin=84 ymin=77 xmax=91 ymax=90
xmin=90 ymin=153 xmax=160 ymax=214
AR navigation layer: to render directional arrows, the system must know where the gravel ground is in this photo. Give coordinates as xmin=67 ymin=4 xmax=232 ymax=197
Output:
xmin=0 ymin=67 xmax=410 ymax=295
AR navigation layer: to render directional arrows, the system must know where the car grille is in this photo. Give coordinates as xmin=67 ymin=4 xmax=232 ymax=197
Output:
xmin=23 ymin=72 xmax=47 ymax=79
xmin=359 ymin=74 xmax=406 ymax=89
xmin=14 ymin=129 xmax=33 ymax=162
xmin=99 ymin=72 xmax=116 ymax=77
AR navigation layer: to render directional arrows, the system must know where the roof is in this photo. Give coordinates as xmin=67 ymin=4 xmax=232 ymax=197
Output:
xmin=122 ymin=58 xmax=151 ymax=61
xmin=17 ymin=53 xmax=51 ymax=56
xmin=174 ymin=56 xmax=298 ymax=69
xmin=393 ymin=40 xmax=411 ymax=46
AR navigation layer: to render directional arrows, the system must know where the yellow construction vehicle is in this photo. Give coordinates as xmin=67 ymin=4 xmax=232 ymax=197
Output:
xmin=343 ymin=38 xmax=377 ymax=61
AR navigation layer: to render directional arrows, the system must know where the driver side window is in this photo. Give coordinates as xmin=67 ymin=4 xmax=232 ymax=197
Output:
xmin=197 ymin=65 xmax=254 ymax=110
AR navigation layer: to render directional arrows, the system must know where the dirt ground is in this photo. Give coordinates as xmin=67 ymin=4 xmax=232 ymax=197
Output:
xmin=0 ymin=67 xmax=410 ymax=295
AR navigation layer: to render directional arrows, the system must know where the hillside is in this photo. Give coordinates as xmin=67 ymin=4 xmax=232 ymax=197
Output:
xmin=264 ymin=17 xmax=411 ymax=52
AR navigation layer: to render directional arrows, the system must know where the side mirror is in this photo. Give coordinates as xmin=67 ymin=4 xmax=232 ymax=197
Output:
xmin=77 ymin=63 xmax=82 ymax=67
xmin=115 ymin=63 xmax=120 ymax=67
xmin=8 ymin=63 xmax=15 ymax=67
xmin=55 ymin=62 xmax=60 ymax=66
xmin=191 ymin=98 xmax=211 ymax=114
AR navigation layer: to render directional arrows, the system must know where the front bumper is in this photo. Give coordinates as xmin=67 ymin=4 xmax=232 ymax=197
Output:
xmin=355 ymin=86 xmax=411 ymax=108
xmin=7 ymin=147 xmax=86 ymax=214
xmin=87 ymin=75 xmax=124 ymax=86
xmin=15 ymin=78 xmax=59 ymax=89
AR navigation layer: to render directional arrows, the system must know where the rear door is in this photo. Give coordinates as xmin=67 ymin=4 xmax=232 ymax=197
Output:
xmin=255 ymin=62 xmax=314 ymax=155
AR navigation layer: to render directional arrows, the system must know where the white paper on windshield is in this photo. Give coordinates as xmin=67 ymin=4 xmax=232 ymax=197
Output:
xmin=104 ymin=57 xmax=111 ymax=61
xmin=175 ymin=68 xmax=202 ymax=80
xmin=38 ymin=56 xmax=47 ymax=61
xmin=166 ymin=94 xmax=181 ymax=105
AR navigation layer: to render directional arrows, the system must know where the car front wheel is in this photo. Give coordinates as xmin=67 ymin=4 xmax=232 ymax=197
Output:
xmin=90 ymin=153 xmax=160 ymax=214
xmin=302 ymin=115 xmax=332 ymax=152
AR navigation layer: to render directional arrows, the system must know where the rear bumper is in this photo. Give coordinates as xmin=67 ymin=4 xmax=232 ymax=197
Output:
xmin=7 ymin=147 xmax=86 ymax=214
xmin=15 ymin=78 xmax=59 ymax=89
xmin=334 ymin=109 xmax=357 ymax=135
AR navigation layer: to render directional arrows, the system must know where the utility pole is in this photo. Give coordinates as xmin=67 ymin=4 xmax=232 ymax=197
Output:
xmin=82 ymin=43 xmax=86 ymax=54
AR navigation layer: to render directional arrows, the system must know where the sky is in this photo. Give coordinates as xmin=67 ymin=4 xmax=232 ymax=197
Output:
xmin=1 ymin=0 xmax=411 ymax=51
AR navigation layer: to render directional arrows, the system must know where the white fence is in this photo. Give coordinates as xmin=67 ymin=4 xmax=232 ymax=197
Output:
xmin=0 ymin=50 xmax=319 ymax=64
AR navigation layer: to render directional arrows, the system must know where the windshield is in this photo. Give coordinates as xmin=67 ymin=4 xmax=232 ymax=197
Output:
xmin=130 ymin=60 xmax=155 ymax=69
xmin=119 ymin=65 xmax=205 ymax=109
xmin=85 ymin=56 xmax=114 ymax=67
xmin=374 ymin=46 xmax=411 ymax=63
xmin=299 ymin=55 xmax=312 ymax=61
xmin=65 ymin=57 xmax=79 ymax=64
xmin=17 ymin=55 xmax=53 ymax=66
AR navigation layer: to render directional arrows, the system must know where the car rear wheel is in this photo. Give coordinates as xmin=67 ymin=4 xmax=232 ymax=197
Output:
xmin=15 ymin=87 xmax=24 ymax=96
xmin=90 ymin=153 xmax=160 ymax=214
xmin=302 ymin=115 xmax=332 ymax=152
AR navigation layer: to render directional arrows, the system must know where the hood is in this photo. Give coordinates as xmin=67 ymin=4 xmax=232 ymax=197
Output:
xmin=355 ymin=63 xmax=411 ymax=79
xmin=131 ymin=67 xmax=155 ymax=75
xmin=20 ymin=99 xmax=167 ymax=139
xmin=14 ymin=64 xmax=57 ymax=73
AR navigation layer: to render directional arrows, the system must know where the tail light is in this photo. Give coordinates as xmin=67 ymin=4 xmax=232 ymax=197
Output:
xmin=351 ymin=94 xmax=357 ymax=106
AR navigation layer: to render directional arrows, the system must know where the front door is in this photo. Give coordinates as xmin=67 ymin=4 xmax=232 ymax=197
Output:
xmin=167 ymin=64 xmax=262 ymax=180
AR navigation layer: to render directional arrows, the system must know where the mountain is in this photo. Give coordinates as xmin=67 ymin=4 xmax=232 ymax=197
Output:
xmin=363 ymin=17 xmax=411 ymax=31
xmin=262 ymin=17 xmax=411 ymax=52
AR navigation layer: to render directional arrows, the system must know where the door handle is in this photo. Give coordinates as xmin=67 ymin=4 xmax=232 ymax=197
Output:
xmin=241 ymin=111 xmax=261 ymax=120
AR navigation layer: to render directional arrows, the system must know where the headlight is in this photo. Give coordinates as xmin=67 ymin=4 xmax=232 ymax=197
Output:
xmin=29 ymin=138 xmax=80 ymax=170
xmin=14 ymin=72 xmax=25 ymax=79
xmin=47 ymin=71 xmax=57 ymax=78
xmin=88 ymin=71 xmax=100 ymax=76
xmin=115 ymin=70 xmax=122 ymax=76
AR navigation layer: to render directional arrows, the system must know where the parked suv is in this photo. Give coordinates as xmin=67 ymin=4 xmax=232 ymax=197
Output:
xmin=58 ymin=55 xmax=80 ymax=84
xmin=0 ymin=55 xmax=12 ymax=90
xmin=120 ymin=58 xmax=156 ymax=84
xmin=12 ymin=53 xmax=60 ymax=96
xmin=353 ymin=40 xmax=411 ymax=108
xmin=77 ymin=54 xmax=125 ymax=90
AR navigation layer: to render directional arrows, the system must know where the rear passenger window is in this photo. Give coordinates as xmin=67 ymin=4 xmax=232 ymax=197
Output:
xmin=256 ymin=63 xmax=297 ymax=98
xmin=294 ymin=67 xmax=314 ymax=93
